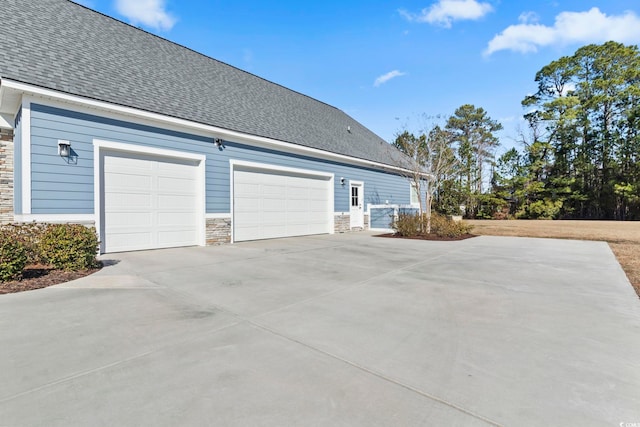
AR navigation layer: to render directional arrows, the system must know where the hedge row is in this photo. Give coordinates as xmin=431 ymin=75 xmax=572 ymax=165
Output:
xmin=0 ymin=223 xmax=100 ymax=282
xmin=391 ymin=212 xmax=473 ymax=238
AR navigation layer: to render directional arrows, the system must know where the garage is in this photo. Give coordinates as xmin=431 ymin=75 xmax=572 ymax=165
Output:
xmin=99 ymin=145 xmax=203 ymax=253
xmin=232 ymin=163 xmax=332 ymax=242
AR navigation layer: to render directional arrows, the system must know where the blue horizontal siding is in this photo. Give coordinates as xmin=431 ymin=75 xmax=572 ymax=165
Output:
xmin=218 ymin=142 xmax=410 ymax=213
xmin=371 ymin=208 xmax=395 ymax=229
xmin=28 ymin=102 xmax=410 ymax=215
xmin=32 ymin=180 xmax=93 ymax=193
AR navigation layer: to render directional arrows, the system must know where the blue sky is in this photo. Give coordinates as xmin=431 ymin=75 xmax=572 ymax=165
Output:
xmin=75 ymin=0 xmax=640 ymax=155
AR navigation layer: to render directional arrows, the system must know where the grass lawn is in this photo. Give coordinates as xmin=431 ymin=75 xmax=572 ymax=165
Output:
xmin=467 ymin=220 xmax=640 ymax=298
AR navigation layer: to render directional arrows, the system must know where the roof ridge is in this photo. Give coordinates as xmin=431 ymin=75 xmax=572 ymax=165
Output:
xmin=66 ymin=0 xmax=342 ymax=113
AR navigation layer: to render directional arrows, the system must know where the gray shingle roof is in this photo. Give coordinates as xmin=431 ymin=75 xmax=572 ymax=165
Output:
xmin=0 ymin=0 xmax=399 ymax=167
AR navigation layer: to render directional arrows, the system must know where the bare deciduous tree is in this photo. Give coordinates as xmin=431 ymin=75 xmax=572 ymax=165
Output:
xmin=392 ymin=119 xmax=458 ymax=233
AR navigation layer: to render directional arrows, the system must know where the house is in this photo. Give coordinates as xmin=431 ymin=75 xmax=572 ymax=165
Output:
xmin=0 ymin=0 xmax=413 ymax=253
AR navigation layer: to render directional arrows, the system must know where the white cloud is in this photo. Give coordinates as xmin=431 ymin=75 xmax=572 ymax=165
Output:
xmin=114 ymin=0 xmax=177 ymax=31
xmin=518 ymin=11 xmax=539 ymax=24
xmin=485 ymin=7 xmax=640 ymax=56
xmin=374 ymin=70 xmax=406 ymax=87
xmin=399 ymin=0 xmax=493 ymax=28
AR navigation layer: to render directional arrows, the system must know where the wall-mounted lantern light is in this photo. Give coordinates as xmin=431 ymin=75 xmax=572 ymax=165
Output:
xmin=214 ymin=138 xmax=225 ymax=149
xmin=340 ymin=177 xmax=345 ymax=186
xmin=58 ymin=140 xmax=71 ymax=157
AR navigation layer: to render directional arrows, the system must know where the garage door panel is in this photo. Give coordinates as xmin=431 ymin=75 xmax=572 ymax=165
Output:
xmin=234 ymin=211 xmax=259 ymax=222
xmin=107 ymin=231 xmax=153 ymax=251
xmin=286 ymin=199 xmax=308 ymax=210
xmin=105 ymin=173 xmax=153 ymax=191
xmin=304 ymin=212 xmax=326 ymax=223
xmin=263 ymin=198 xmax=286 ymax=211
xmin=288 ymin=224 xmax=310 ymax=235
xmin=105 ymin=193 xmax=153 ymax=209
xmin=102 ymin=151 xmax=200 ymax=253
xmin=104 ymin=155 xmax=153 ymax=169
xmin=232 ymin=197 xmax=258 ymax=213
xmin=288 ymin=187 xmax=308 ymax=199
xmin=106 ymin=212 xmax=153 ymax=226
xmin=157 ymin=194 xmax=197 ymax=209
xmin=262 ymin=211 xmax=288 ymax=224
xmin=158 ymin=160 xmax=197 ymax=173
xmin=262 ymin=184 xmax=286 ymax=196
xmin=157 ymin=212 xmax=197 ymax=227
xmin=233 ymin=167 xmax=331 ymax=242
xmin=308 ymin=199 xmax=327 ymax=211
xmin=157 ymin=229 xmax=197 ymax=245
xmin=235 ymin=183 xmax=260 ymax=195
xmin=157 ymin=176 xmax=196 ymax=192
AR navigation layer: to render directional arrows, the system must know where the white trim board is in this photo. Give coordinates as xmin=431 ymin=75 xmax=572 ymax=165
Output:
xmin=20 ymin=97 xmax=32 ymax=214
xmin=205 ymin=213 xmax=232 ymax=219
xmin=230 ymin=159 xmax=334 ymax=179
xmin=229 ymin=159 xmax=335 ymax=243
xmin=2 ymin=79 xmax=410 ymax=175
xmin=14 ymin=214 xmax=95 ymax=223
xmin=93 ymin=139 xmax=207 ymax=253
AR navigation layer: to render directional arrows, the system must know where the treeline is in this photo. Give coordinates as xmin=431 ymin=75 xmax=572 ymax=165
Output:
xmin=398 ymin=41 xmax=640 ymax=220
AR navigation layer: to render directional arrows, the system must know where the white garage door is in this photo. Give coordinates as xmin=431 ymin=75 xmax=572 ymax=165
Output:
xmin=102 ymin=151 xmax=199 ymax=253
xmin=233 ymin=166 xmax=331 ymax=242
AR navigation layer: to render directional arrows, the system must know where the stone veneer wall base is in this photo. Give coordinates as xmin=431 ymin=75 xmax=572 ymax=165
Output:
xmin=206 ymin=217 xmax=231 ymax=245
xmin=334 ymin=214 xmax=350 ymax=233
xmin=0 ymin=129 xmax=14 ymax=224
xmin=335 ymin=213 xmax=371 ymax=233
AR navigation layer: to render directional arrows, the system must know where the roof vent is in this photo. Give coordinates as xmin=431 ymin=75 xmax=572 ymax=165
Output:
xmin=347 ymin=125 xmax=351 ymax=133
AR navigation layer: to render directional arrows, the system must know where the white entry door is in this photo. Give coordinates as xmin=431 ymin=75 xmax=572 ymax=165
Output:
xmin=233 ymin=165 xmax=332 ymax=242
xmin=349 ymin=181 xmax=364 ymax=228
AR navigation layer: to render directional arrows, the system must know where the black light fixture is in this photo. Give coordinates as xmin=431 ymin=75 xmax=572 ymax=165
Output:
xmin=340 ymin=177 xmax=345 ymax=186
xmin=214 ymin=138 xmax=225 ymax=149
xmin=58 ymin=140 xmax=71 ymax=157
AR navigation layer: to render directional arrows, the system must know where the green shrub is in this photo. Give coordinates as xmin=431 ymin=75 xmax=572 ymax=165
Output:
xmin=0 ymin=231 xmax=28 ymax=282
xmin=0 ymin=222 xmax=49 ymax=264
xmin=39 ymin=224 xmax=99 ymax=271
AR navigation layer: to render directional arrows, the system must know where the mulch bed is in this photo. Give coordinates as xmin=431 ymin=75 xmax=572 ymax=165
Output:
xmin=375 ymin=233 xmax=477 ymax=241
xmin=0 ymin=264 xmax=102 ymax=295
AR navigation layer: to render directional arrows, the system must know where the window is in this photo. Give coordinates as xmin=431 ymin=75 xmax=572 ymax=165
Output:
xmin=410 ymin=182 xmax=420 ymax=206
xmin=351 ymin=186 xmax=359 ymax=207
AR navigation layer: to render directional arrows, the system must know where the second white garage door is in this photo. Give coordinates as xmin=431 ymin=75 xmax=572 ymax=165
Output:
xmin=102 ymin=151 xmax=200 ymax=253
xmin=233 ymin=165 xmax=332 ymax=242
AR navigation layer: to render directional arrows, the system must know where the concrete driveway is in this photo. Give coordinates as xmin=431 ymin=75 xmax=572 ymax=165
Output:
xmin=1 ymin=233 xmax=639 ymax=426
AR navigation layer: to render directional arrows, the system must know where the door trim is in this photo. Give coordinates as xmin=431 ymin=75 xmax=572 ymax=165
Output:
xmin=229 ymin=159 xmax=335 ymax=243
xmin=349 ymin=180 xmax=364 ymax=228
xmin=93 ymin=139 xmax=206 ymax=253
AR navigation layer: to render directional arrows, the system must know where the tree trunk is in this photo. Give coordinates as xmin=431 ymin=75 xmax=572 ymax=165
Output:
xmin=426 ymin=192 xmax=432 ymax=234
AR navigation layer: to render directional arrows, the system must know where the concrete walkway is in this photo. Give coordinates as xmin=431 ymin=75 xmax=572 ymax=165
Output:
xmin=1 ymin=233 xmax=639 ymax=426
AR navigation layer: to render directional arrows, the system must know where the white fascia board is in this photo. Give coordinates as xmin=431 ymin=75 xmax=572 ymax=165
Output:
xmin=0 ymin=113 xmax=13 ymax=129
xmin=1 ymin=79 xmax=408 ymax=174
